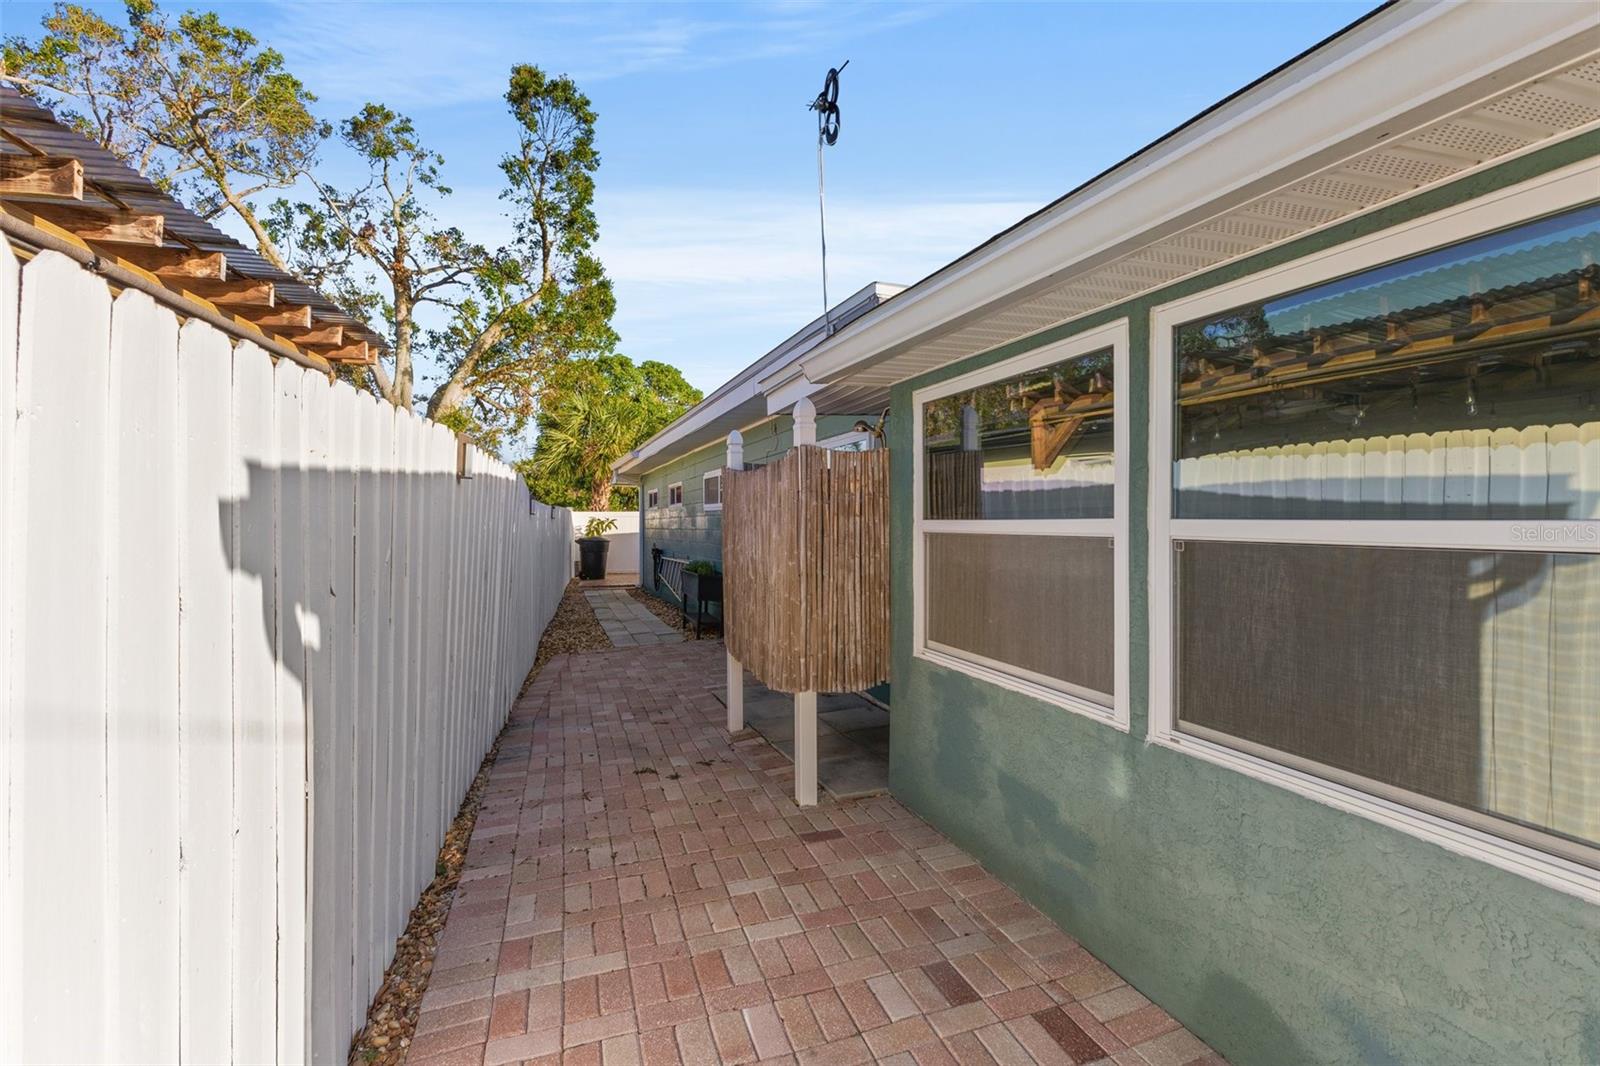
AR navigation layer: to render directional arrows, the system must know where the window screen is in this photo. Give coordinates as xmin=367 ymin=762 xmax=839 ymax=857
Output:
xmin=1175 ymin=540 xmax=1600 ymax=862
xmin=704 ymin=473 xmax=721 ymax=507
xmin=926 ymin=532 xmax=1114 ymax=700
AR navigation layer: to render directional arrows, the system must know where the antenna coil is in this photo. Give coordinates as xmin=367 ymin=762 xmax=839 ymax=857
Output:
xmin=809 ymin=61 xmax=848 ymax=331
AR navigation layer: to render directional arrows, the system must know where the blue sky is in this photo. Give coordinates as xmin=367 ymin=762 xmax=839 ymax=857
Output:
xmin=10 ymin=0 xmax=1373 ymax=398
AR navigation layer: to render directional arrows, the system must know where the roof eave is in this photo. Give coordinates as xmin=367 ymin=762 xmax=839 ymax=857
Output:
xmin=614 ymin=280 xmax=905 ymax=473
xmin=796 ymin=1 xmax=1600 ymax=389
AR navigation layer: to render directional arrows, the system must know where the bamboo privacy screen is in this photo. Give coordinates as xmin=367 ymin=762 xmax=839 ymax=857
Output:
xmin=722 ymin=444 xmax=890 ymax=694
xmin=925 ymin=450 xmax=982 ymax=519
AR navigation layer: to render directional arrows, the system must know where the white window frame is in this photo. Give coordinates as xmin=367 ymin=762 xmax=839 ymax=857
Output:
xmin=702 ymin=470 xmax=723 ymax=512
xmin=818 ymin=428 xmax=873 ymax=452
xmin=912 ymin=319 xmax=1130 ymax=730
xmin=667 ymin=482 xmax=683 ymax=508
xmin=646 ymin=487 xmax=659 ymax=509
xmin=1148 ymin=157 xmax=1600 ymax=903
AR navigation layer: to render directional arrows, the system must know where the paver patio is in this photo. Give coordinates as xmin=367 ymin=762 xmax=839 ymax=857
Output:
xmin=411 ymin=641 xmax=1225 ymax=1066
xmin=718 ymin=681 xmax=891 ymax=800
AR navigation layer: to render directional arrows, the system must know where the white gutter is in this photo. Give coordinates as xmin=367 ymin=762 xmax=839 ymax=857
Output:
xmin=794 ymin=1 xmax=1600 ymax=387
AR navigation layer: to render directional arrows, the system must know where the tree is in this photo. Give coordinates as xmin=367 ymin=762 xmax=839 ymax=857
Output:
xmin=267 ymin=104 xmax=483 ymax=407
xmin=425 ymin=64 xmax=616 ymax=444
xmin=523 ymin=354 xmax=701 ymax=510
xmin=4 ymin=0 xmax=327 ymax=270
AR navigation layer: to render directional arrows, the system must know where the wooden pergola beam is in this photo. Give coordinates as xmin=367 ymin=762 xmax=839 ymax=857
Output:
xmin=94 ymin=243 xmax=225 ymax=279
xmin=2 ymin=157 xmax=382 ymax=367
xmin=274 ymin=323 xmax=344 ymax=347
xmin=0 ymin=155 xmax=84 ymax=200
xmin=171 ymin=276 xmax=274 ymax=309
xmin=3 ymin=200 xmax=166 ymax=247
xmin=322 ymin=340 xmax=371 ymax=365
xmin=243 ymin=304 xmax=314 ymax=329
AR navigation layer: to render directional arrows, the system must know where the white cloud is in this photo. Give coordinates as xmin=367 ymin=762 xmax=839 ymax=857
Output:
xmin=263 ymin=1 xmax=950 ymax=109
xmin=402 ymin=180 xmax=1039 ymax=390
xmin=591 ymin=186 xmax=1039 ymax=389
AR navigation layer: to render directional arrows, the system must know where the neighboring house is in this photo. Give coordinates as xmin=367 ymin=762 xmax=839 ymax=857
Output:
xmin=612 ymin=281 xmax=900 ymax=596
xmin=724 ymin=4 xmax=1600 ymax=1065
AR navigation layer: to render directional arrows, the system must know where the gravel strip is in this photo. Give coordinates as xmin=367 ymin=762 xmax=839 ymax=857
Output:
xmin=346 ymin=580 xmax=609 ymax=1065
xmin=532 ymin=579 xmax=614 ymax=674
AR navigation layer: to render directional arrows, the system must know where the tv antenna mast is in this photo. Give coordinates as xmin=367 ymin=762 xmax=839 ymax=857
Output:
xmin=809 ymin=61 xmax=847 ymax=333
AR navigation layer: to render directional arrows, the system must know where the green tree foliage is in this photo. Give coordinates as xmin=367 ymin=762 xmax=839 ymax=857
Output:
xmin=521 ymin=354 xmax=701 ymax=510
xmin=3 ymin=0 xmax=328 ymax=270
xmin=266 ymin=104 xmax=483 ymax=407
xmin=8 ymin=10 xmax=684 ymax=463
xmin=425 ymin=65 xmax=617 ymax=445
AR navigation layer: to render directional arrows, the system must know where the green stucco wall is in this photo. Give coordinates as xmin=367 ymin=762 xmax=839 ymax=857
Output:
xmin=638 ymin=414 xmax=865 ymax=589
xmin=887 ymin=132 xmax=1600 ymax=1066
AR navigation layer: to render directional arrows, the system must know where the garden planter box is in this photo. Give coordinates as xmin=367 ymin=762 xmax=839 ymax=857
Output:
xmin=681 ymin=570 xmax=722 ymax=637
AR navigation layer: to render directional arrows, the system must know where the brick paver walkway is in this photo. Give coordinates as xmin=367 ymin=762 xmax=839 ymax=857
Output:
xmin=585 ymin=589 xmax=682 ymax=647
xmin=410 ymin=642 xmax=1225 ymax=1066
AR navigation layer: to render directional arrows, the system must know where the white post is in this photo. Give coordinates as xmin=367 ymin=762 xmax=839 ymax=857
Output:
xmin=792 ymin=396 xmax=817 ymax=447
xmin=794 ymin=690 xmax=818 ymax=807
xmin=961 ymin=402 xmax=979 ymax=451
xmin=788 ymin=404 xmax=819 ymax=804
xmin=724 ymin=430 xmax=744 ymax=733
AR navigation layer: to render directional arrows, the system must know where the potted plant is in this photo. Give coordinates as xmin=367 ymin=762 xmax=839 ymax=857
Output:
xmin=576 ymin=516 xmax=617 ymax=579
xmin=680 ymin=559 xmax=723 ymax=637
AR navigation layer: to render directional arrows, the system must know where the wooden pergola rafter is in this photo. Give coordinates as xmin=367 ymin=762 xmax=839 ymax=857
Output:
xmin=0 ymin=90 xmax=382 ymax=369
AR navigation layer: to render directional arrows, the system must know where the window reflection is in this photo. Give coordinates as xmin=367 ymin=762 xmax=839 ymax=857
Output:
xmin=924 ymin=349 xmax=1115 ymax=519
xmin=1174 ymin=203 xmax=1600 ymax=520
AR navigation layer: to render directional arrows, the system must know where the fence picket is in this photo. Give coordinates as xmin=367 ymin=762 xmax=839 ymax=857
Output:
xmin=106 ymin=289 xmax=181 ymax=1060
xmin=0 ymin=239 xmax=16 ymax=1053
xmin=306 ymin=374 xmax=349 ymax=1064
xmin=231 ymin=340 xmax=279 ymax=1063
xmin=11 ymin=252 xmax=113 ymax=1061
xmin=274 ymin=361 xmax=311 ymax=1061
xmin=178 ymin=317 xmax=237 ymax=1062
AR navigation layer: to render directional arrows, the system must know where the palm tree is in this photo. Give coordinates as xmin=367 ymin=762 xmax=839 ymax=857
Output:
xmin=531 ymin=385 xmax=634 ymax=510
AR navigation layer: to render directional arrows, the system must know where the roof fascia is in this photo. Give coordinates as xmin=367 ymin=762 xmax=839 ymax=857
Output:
xmin=796 ymin=2 xmax=1599 ymax=386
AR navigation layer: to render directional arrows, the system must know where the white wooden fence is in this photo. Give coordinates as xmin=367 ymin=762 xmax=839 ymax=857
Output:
xmin=1175 ymin=424 xmax=1600 ymax=518
xmin=978 ymin=463 xmax=1115 ymax=519
xmin=0 ymin=246 xmax=572 ymax=1064
xmin=570 ymin=509 xmax=641 ymax=574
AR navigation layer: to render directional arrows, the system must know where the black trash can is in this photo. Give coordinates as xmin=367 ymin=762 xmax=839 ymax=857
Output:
xmin=577 ymin=537 xmax=610 ymax=579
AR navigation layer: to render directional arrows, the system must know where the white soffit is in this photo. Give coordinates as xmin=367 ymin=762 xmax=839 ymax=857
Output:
xmin=802 ymin=5 xmax=1600 ymax=407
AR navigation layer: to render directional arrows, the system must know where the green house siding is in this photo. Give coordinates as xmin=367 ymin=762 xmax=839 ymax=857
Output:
xmin=638 ymin=414 xmax=864 ymax=593
xmin=888 ymin=133 xmax=1600 ymax=1066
